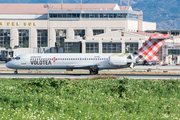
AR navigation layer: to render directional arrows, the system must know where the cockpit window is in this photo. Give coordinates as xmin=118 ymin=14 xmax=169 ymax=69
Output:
xmin=15 ymin=56 xmax=20 ymax=60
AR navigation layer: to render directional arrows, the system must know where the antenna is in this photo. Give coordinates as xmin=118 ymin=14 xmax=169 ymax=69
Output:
xmin=128 ymin=0 xmax=131 ymax=6
xmin=120 ymin=0 xmax=122 ymax=6
xmin=61 ymin=0 xmax=63 ymax=10
xmin=81 ymin=0 xmax=82 ymax=10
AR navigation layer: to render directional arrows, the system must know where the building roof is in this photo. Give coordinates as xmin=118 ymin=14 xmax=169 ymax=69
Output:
xmin=0 ymin=4 xmax=47 ymax=14
xmin=131 ymin=32 xmax=154 ymax=36
xmin=0 ymin=3 xmax=126 ymax=14
xmin=52 ymin=4 xmax=118 ymax=11
xmin=93 ymin=31 xmax=149 ymax=38
xmin=119 ymin=6 xmax=132 ymax=10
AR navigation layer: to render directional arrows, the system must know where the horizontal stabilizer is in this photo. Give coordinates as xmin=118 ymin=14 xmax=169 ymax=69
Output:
xmin=149 ymin=34 xmax=170 ymax=40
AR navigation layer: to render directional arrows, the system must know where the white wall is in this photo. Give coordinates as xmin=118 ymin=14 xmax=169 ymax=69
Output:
xmin=143 ymin=21 xmax=156 ymax=31
xmin=127 ymin=20 xmax=138 ymax=32
xmin=0 ymin=19 xmax=143 ymax=48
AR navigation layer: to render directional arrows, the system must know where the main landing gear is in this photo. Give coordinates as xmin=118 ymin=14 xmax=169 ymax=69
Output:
xmin=14 ymin=69 xmax=18 ymax=74
xmin=89 ymin=65 xmax=99 ymax=75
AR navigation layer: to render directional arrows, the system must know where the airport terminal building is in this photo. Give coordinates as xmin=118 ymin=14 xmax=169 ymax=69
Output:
xmin=0 ymin=3 xmax=156 ymax=53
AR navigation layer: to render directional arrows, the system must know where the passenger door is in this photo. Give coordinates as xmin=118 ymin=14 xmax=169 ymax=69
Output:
xmin=21 ymin=55 xmax=26 ymax=65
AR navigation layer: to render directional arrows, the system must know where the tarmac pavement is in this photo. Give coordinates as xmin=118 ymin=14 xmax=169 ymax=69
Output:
xmin=1 ymin=61 xmax=180 ymax=74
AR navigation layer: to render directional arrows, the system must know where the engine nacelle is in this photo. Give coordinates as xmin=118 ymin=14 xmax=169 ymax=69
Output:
xmin=109 ymin=56 xmax=127 ymax=65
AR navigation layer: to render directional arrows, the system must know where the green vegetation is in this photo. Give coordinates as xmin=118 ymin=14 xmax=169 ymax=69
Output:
xmin=0 ymin=77 xmax=180 ymax=119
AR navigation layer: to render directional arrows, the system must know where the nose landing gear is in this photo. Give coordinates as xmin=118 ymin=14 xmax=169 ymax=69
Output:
xmin=89 ymin=65 xmax=99 ymax=75
xmin=14 ymin=69 xmax=18 ymax=74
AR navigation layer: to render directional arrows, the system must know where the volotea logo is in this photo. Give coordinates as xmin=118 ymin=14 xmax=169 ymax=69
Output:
xmin=52 ymin=57 xmax=57 ymax=63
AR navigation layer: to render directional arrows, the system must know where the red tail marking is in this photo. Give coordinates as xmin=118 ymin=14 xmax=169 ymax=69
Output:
xmin=135 ymin=33 xmax=170 ymax=62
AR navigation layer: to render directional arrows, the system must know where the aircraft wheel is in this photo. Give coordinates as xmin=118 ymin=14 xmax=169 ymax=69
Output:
xmin=89 ymin=65 xmax=99 ymax=75
xmin=95 ymin=70 xmax=98 ymax=74
xmin=14 ymin=69 xmax=18 ymax=74
xmin=90 ymin=70 xmax=98 ymax=75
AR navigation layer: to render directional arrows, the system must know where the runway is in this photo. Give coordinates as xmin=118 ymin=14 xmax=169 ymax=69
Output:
xmin=1 ymin=61 xmax=180 ymax=79
xmin=1 ymin=73 xmax=180 ymax=79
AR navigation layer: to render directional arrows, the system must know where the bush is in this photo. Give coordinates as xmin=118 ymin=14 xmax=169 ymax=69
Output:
xmin=0 ymin=78 xmax=180 ymax=119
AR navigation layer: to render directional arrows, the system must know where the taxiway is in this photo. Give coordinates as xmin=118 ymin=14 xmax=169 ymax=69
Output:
xmin=0 ymin=73 xmax=180 ymax=79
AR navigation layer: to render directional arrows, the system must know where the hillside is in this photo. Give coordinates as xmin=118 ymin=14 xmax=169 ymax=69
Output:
xmin=131 ymin=0 xmax=180 ymax=30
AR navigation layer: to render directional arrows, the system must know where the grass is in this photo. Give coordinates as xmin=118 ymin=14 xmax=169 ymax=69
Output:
xmin=0 ymin=77 xmax=180 ymax=119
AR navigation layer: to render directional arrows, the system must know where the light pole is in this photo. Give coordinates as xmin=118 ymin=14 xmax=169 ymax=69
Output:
xmin=44 ymin=4 xmax=53 ymax=47
xmin=61 ymin=0 xmax=63 ymax=10
xmin=81 ymin=0 xmax=82 ymax=10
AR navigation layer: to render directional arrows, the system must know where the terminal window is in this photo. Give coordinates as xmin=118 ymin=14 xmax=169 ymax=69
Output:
xmin=50 ymin=13 xmax=130 ymax=19
xmin=64 ymin=42 xmax=81 ymax=53
xmin=93 ymin=29 xmax=104 ymax=35
xmin=111 ymin=29 xmax=123 ymax=31
xmin=86 ymin=43 xmax=99 ymax=53
xmin=37 ymin=30 xmax=48 ymax=47
xmin=50 ymin=14 xmax=80 ymax=18
xmin=103 ymin=43 xmax=121 ymax=53
xmin=125 ymin=42 xmax=138 ymax=53
xmin=0 ymin=29 xmax=10 ymax=48
xmin=74 ymin=29 xmax=85 ymax=38
xmin=18 ymin=29 xmax=29 ymax=48
xmin=168 ymin=49 xmax=180 ymax=55
xmin=56 ymin=29 xmax=66 ymax=47
xmin=128 ymin=14 xmax=138 ymax=19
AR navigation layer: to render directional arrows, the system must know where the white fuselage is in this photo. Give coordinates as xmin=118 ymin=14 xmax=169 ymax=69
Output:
xmin=6 ymin=53 xmax=131 ymax=70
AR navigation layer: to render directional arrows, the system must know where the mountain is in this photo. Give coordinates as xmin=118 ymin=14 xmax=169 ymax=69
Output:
xmin=0 ymin=0 xmax=179 ymax=30
xmin=131 ymin=0 xmax=180 ymax=30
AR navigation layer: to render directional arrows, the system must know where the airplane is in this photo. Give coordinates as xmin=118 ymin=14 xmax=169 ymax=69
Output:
xmin=6 ymin=34 xmax=170 ymax=74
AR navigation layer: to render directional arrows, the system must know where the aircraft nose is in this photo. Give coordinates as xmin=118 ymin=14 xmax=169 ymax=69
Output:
xmin=6 ymin=61 xmax=12 ymax=68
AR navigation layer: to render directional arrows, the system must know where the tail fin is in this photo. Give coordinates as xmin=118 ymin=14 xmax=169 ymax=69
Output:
xmin=134 ymin=34 xmax=170 ymax=62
